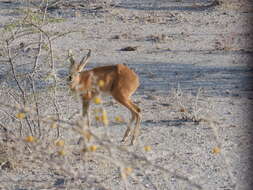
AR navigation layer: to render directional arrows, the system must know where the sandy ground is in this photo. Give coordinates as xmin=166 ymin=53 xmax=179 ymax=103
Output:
xmin=0 ymin=0 xmax=253 ymax=189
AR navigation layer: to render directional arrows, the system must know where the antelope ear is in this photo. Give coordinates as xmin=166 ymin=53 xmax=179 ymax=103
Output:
xmin=68 ymin=50 xmax=76 ymax=65
xmin=69 ymin=56 xmax=75 ymax=66
xmin=78 ymin=49 xmax=91 ymax=72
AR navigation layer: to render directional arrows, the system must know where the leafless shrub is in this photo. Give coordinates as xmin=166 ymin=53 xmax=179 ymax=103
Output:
xmin=170 ymin=86 xmax=216 ymax=123
xmin=170 ymin=84 xmax=236 ymax=188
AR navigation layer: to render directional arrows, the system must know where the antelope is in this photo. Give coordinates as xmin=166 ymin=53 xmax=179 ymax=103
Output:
xmin=68 ymin=50 xmax=141 ymax=145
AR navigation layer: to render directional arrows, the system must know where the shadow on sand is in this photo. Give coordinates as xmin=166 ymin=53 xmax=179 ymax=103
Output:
xmin=133 ymin=62 xmax=253 ymax=97
xmin=115 ymin=0 xmax=220 ymax=12
xmin=1 ymin=59 xmax=252 ymax=98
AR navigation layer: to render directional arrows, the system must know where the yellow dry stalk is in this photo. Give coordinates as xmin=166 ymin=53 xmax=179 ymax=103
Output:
xmin=93 ymin=97 xmax=102 ymax=104
xmin=24 ymin=136 xmax=36 ymax=143
xmin=122 ymin=167 xmax=133 ymax=178
xmin=95 ymin=115 xmax=101 ymax=122
xmin=212 ymin=147 xmax=221 ymax=154
xmin=115 ymin=116 xmax=123 ymax=123
xmin=98 ymin=80 xmax=105 ymax=87
xmin=55 ymin=139 xmax=65 ymax=147
xmin=144 ymin=145 xmax=152 ymax=152
xmin=58 ymin=149 xmax=67 ymax=156
xmin=50 ymin=122 xmax=58 ymax=129
xmin=102 ymin=110 xmax=109 ymax=126
xmin=88 ymin=145 xmax=98 ymax=152
xmin=16 ymin=112 xmax=26 ymax=119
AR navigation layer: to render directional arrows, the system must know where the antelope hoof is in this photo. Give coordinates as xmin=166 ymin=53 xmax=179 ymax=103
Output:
xmin=130 ymin=138 xmax=136 ymax=146
xmin=121 ymin=138 xmax=128 ymax=144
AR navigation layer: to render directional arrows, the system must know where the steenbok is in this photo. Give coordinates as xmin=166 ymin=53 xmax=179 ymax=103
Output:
xmin=68 ymin=50 xmax=141 ymax=145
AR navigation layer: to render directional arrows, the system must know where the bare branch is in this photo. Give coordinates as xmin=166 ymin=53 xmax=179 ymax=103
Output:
xmin=31 ymin=0 xmax=49 ymax=75
xmin=5 ymin=40 xmax=26 ymax=105
xmin=28 ymin=75 xmax=41 ymax=137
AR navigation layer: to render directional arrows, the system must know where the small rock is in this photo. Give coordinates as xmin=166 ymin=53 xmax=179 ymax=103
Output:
xmin=145 ymin=95 xmax=157 ymax=100
xmin=120 ymin=46 xmax=138 ymax=51
xmin=54 ymin=178 xmax=65 ymax=186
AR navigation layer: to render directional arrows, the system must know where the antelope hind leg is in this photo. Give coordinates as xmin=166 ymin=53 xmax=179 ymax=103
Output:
xmin=121 ymin=114 xmax=135 ymax=143
xmin=130 ymin=113 xmax=141 ymax=145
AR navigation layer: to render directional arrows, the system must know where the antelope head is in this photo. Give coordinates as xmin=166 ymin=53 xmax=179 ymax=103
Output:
xmin=68 ymin=49 xmax=91 ymax=91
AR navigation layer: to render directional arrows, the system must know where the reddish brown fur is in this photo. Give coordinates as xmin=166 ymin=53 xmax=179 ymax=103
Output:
xmin=78 ymin=64 xmax=139 ymax=100
xmin=69 ymin=52 xmax=141 ymax=145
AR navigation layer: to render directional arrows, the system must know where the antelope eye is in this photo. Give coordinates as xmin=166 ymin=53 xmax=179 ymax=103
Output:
xmin=68 ymin=76 xmax=72 ymax=81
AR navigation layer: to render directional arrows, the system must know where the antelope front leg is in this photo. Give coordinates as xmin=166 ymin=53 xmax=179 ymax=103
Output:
xmin=82 ymin=100 xmax=90 ymax=127
xmin=121 ymin=125 xmax=132 ymax=143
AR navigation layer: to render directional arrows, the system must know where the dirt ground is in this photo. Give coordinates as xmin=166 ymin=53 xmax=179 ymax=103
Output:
xmin=0 ymin=0 xmax=253 ymax=190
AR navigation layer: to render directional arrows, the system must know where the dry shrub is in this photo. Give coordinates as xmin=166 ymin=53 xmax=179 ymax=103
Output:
xmin=170 ymin=85 xmax=236 ymax=188
xmin=170 ymin=86 xmax=216 ymax=123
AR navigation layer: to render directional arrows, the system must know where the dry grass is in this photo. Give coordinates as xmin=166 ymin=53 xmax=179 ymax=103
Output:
xmin=170 ymin=86 xmax=214 ymax=123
